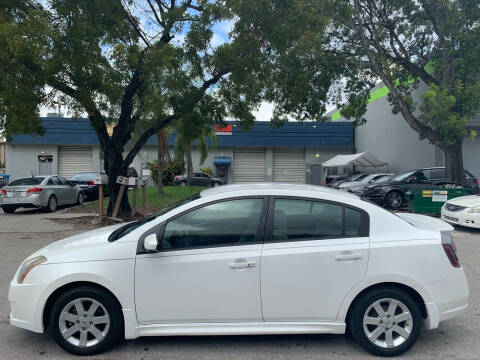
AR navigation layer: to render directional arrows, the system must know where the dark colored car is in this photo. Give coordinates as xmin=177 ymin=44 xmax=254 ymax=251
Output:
xmin=329 ymin=173 xmax=368 ymax=189
xmin=70 ymin=172 xmax=110 ymax=200
xmin=363 ymin=167 xmax=479 ymax=209
xmin=173 ymin=172 xmax=224 ymax=187
xmin=323 ymin=175 xmax=347 ymax=186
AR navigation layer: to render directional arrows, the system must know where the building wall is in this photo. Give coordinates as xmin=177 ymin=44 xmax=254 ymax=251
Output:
xmin=5 ymin=144 xmax=58 ymax=178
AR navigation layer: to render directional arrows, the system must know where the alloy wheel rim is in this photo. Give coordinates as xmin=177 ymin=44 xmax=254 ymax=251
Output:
xmin=50 ymin=198 xmax=57 ymax=211
xmin=59 ymin=298 xmax=110 ymax=348
xmin=363 ymin=298 xmax=413 ymax=349
xmin=390 ymin=193 xmax=402 ymax=208
xmin=79 ymin=194 xmax=84 ymax=204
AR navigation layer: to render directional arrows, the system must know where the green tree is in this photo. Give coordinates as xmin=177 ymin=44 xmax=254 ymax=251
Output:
xmin=0 ymin=0 xmax=278 ymax=214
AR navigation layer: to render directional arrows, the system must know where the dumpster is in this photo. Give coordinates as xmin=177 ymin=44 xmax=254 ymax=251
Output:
xmin=407 ymin=185 xmax=469 ymax=215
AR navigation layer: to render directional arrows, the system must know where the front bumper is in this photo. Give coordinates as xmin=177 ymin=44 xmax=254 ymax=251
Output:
xmin=8 ymin=280 xmax=48 ymax=333
xmin=441 ymin=208 xmax=480 ymax=229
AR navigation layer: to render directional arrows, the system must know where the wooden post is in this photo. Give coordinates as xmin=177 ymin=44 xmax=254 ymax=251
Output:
xmin=142 ymin=184 xmax=147 ymax=217
xmin=112 ymin=176 xmax=128 ymax=219
xmin=131 ymin=184 xmax=138 ymax=218
xmin=98 ymin=184 xmax=104 ymax=223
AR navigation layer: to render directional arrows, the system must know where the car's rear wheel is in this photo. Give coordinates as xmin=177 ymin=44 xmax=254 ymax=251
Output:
xmin=385 ymin=191 xmax=403 ymax=209
xmin=49 ymin=286 xmax=123 ymax=356
xmin=47 ymin=196 xmax=57 ymax=212
xmin=2 ymin=205 xmax=16 ymax=213
xmin=179 ymin=181 xmax=186 ymax=186
xmin=349 ymin=287 xmax=422 ymax=357
xmin=77 ymin=193 xmax=85 ymax=205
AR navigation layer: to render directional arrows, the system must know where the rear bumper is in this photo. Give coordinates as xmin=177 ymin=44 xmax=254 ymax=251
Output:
xmin=423 ymin=267 xmax=469 ymax=330
xmin=1 ymin=195 xmax=45 ymax=208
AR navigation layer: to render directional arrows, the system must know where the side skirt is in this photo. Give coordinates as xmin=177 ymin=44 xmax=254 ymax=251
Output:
xmin=129 ymin=321 xmax=346 ymax=339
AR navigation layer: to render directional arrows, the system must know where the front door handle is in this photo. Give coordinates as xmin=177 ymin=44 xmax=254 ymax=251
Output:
xmin=335 ymin=252 xmax=363 ymax=261
xmin=229 ymin=260 xmax=256 ymax=269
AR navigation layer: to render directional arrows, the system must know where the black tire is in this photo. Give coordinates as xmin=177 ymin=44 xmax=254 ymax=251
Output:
xmin=348 ymin=286 xmax=422 ymax=357
xmin=77 ymin=192 xmax=85 ymax=205
xmin=2 ymin=205 xmax=16 ymax=214
xmin=47 ymin=196 xmax=57 ymax=212
xmin=385 ymin=191 xmax=404 ymax=210
xmin=49 ymin=286 xmax=123 ymax=356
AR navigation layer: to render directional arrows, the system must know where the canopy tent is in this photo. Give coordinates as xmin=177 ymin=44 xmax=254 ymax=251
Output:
xmin=322 ymin=151 xmax=388 ymax=169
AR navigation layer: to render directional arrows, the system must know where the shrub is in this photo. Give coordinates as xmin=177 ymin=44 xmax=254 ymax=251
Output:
xmin=147 ymin=161 xmax=184 ymax=185
xmin=200 ymin=167 xmax=213 ymax=176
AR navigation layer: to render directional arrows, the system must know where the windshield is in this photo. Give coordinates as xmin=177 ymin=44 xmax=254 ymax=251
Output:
xmin=108 ymin=194 xmax=201 ymax=241
xmin=71 ymin=173 xmax=99 ymax=181
xmin=8 ymin=177 xmax=45 ymax=186
xmin=393 ymin=171 xmax=416 ymax=182
xmin=372 ymin=176 xmax=391 ymax=183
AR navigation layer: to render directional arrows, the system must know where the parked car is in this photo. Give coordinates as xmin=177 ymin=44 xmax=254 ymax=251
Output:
xmin=323 ymin=175 xmax=347 ymax=186
xmin=363 ymin=167 xmax=479 ymax=209
xmin=347 ymin=175 xmax=394 ymax=196
xmin=0 ymin=176 xmax=7 ymax=189
xmin=1 ymin=175 xmax=84 ymax=213
xmin=338 ymin=173 xmax=394 ymax=191
xmin=173 ymin=172 xmax=224 ymax=187
xmin=441 ymin=194 xmax=480 ymax=229
xmin=9 ymin=183 xmax=468 ymax=356
xmin=70 ymin=172 xmax=110 ymax=200
xmin=329 ymin=173 xmax=368 ymax=188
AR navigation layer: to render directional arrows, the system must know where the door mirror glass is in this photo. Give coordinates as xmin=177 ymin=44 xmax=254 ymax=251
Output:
xmin=144 ymin=234 xmax=159 ymax=252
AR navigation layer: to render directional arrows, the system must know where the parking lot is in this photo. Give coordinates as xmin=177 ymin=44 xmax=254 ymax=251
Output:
xmin=1 ymin=208 xmax=480 ymax=359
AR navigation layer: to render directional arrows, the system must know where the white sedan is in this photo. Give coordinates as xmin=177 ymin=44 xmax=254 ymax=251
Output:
xmin=9 ymin=183 xmax=468 ymax=357
xmin=442 ymin=194 xmax=480 ymax=228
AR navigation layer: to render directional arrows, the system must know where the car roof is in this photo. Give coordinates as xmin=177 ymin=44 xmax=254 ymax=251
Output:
xmin=200 ymin=182 xmax=359 ymax=199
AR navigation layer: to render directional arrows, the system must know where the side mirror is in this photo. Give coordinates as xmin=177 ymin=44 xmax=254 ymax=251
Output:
xmin=144 ymin=234 xmax=159 ymax=252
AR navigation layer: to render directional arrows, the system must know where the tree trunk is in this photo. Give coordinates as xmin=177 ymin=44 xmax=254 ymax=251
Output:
xmin=186 ymin=146 xmax=193 ymax=186
xmin=156 ymin=131 xmax=164 ymax=194
xmin=104 ymin=149 xmax=131 ymax=216
xmin=444 ymin=140 xmax=465 ymax=185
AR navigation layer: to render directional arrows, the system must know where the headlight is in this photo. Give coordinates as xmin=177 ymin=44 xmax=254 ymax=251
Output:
xmin=468 ymin=207 xmax=480 ymax=213
xmin=17 ymin=256 xmax=47 ymax=284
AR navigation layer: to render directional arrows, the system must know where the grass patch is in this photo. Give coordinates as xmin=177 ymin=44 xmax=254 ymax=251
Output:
xmin=128 ymin=186 xmax=205 ymax=211
xmin=68 ymin=186 xmax=206 ymax=214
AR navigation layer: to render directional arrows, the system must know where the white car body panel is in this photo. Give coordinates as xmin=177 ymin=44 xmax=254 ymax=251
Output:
xmin=8 ymin=183 xmax=469 ymax=343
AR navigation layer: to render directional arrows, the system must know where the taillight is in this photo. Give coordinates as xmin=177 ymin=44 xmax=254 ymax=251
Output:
xmin=475 ymin=178 xmax=479 ymax=184
xmin=441 ymin=231 xmax=460 ymax=268
xmin=174 ymin=176 xmax=179 ymax=180
xmin=1 ymin=189 xmax=6 ymax=195
xmin=88 ymin=181 xmax=95 ymax=186
xmin=27 ymin=187 xmax=43 ymax=194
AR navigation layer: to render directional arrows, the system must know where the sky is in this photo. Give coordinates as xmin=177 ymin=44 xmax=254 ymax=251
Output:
xmin=39 ymin=13 xmax=335 ymax=121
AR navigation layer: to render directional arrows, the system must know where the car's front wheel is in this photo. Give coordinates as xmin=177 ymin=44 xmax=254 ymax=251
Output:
xmin=49 ymin=286 xmax=123 ymax=356
xmin=349 ymin=287 xmax=422 ymax=357
xmin=385 ymin=191 xmax=403 ymax=209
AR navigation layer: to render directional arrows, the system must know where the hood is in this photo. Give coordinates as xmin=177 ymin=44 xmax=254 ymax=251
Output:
xmin=28 ymin=223 xmax=134 ymax=264
xmin=446 ymin=195 xmax=480 ymax=208
xmin=339 ymin=181 xmax=362 ymax=189
xmin=396 ymin=213 xmax=454 ymax=231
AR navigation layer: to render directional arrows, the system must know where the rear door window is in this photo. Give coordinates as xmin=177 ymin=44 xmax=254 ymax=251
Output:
xmin=271 ymin=198 xmax=369 ymax=242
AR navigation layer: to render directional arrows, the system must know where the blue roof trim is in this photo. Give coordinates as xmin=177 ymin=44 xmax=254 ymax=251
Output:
xmin=10 ymin=117 xmax=354 ymax=148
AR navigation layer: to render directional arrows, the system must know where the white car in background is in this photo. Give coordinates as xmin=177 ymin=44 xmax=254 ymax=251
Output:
xmin=9 ymin=183 xmax=468 ymax=357
xmin=442 ymin=194 xmax=480 ymax=228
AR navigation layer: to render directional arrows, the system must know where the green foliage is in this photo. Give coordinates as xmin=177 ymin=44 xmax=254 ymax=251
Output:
xmin=200 ymin=167 xmax=213 ymax=176
xmin=147 ymin=160 xmax=184 ymax=185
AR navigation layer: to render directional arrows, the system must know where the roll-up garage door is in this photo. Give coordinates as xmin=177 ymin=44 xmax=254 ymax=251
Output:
xmin=58 ymin=146 xmax=93 ymax=179
xmin=232 ymin=148 xmax=266 ymax=183
xmin=273 ymin=148 xmax=306 ymax=183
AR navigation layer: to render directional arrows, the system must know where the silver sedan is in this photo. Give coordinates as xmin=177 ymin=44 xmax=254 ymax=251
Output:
xmin=0 ymin=175 xmax=84 ymax=213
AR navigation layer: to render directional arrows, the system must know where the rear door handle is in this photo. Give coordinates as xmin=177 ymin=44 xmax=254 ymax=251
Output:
xmin=335 ymin=253 xmax=363 ymax=261
xmin=229 ymin=261 xmax=256 ymax=269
